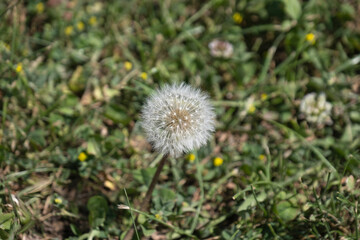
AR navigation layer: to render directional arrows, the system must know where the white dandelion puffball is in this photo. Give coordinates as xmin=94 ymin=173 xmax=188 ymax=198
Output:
xmin=141 ymin=83 xmax=216 ymax=157
xmin=208 ymin=39 xmax=234 ymax=58
xmin=299 ymin=92 xmax=333 ymax=125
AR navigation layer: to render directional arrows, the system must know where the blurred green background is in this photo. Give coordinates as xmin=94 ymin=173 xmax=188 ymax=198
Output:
xmin=0 ymin=0 xmax=360 ymax=239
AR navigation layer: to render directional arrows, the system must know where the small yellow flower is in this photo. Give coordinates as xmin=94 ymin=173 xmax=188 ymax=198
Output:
xmin=305 ymin=33 xmax=316 ymax=45
xmin=261 ymin=93 xmax=268 ymax=101
xmin=78 ymin=152 xmax=87 ymax=162
xmin=15 ymin=63 xmax=23 ymax=73
xmin=213 ymin=157 xmax=224 ymax=167
xmin=77 ymin=21 xmax=85 ymax=31
xmin=89 ymin=16 xmax=97 ymax=26
xmin=233 ymin=12 xmax=243 ymax=24
xmin=140 ymin=72 xmax=148 ymax=80
xmin=23 ymin=49 xmax=29 ymax=57
xmin=155 ymin=213 xmax=162 ymax=220
xmin=54 ymin=198 xmax=62 ymax=204
xmin=3 ymin=42 xmax=10 ymax=51
xmin=124 ymin=61 xmax=132 ymax=71
xmin=187 ymin=153 xmax=196 ymax=163
xmin=248 ymin=104 xmax=256 ymax=113
xmin=258 ymin=154 xmax=266 ymax=162
xmin=36 ymin=2 xmax=44 ymax=14
xmin=65 ymin=26 xmax=73 ymax=36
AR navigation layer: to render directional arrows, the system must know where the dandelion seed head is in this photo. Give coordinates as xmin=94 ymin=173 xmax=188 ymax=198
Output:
xmin=208 ymin=39 xmax=234 ymax=58
xmin=141 ymin=83 xmax=216 ymax=157
xmin=300 ymin=92 xmax=332 ymax=125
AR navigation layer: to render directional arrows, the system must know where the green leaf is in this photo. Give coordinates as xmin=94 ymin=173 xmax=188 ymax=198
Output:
xmin=87 ymin=138 xmax=101 ymax=156
xmin=275 ymin=201 xmax=299 ymax=222
xmin=341 ymin=124 xmax=353 ymax=142
xmin=87 ymin=196 xmax=108 ymax=228
xmin=157 ymin=188 xmax=176 ymax=201
xmin=70 ymin=223 xmax=81 ymax=236
xmin=0 ymin=213 xmax=14 ymax=230
xmin=68 ymin=66 xmax=85 ymax=93
xmin=181 ymin=52 xmax=197 ymax=74
xmin=350 ymin=111 xmax=360 ymax=122
xmin=140 ymin=225 xmax=156 ymax=237
xmin=141 ymin=168 xmax=156 ymax=187
xmin=57 ymin=94 xmax=79 ymax=116
xmin=282 ymin=0 xmax=301 ymax=20
xmin=237 ymin=192 xmax=266 ymax=211
xmin=104 ymin=104 xmax=131 ymax=125
xmin=28 ymin=129 xmax=46 ymax=148
xmin=0 ymin=229 xmax=9 ymax=239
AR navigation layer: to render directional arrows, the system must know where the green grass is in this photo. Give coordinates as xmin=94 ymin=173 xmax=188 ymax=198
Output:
xmin=1 ymin=0 xmax=360 ymax=239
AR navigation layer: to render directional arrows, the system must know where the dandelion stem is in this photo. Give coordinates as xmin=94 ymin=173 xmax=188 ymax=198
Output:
xmin=124 ymin=154 xmax=168 ymax=240
xmin=140 ymin=154 xmax=167 ymax=212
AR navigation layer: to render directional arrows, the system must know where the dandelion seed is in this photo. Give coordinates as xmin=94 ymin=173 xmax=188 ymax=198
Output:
xmin=208 ymin=39 xmax=234 ymax=58
xmin=140 ymin=72 xmax=148 ymax=80
xmin=300 ymin=93 xmax=332 ymax=125
xmin=124 ymin=61 xmax=132 ymax=71
xmin=78 ymin=152 xmax=87 ymax=162
xmin=65 ymin=26 xmax=73 ymax=36
xmin=141 ymin=83 xmax=215 ymax=157
xmin=77 ymin=21 xmax=85 ymax=31
xmin=305 ymin=33 xmax=316 ymax=45
xmin=36 ymin=2 xmax=44 ymax=14
xmin=232 ymin=12 xmax=243 ymax=24
xmin=213 ymin=157 xmax=223 ymax=167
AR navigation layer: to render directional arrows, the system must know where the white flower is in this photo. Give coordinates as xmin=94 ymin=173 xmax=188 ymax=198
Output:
xmin=300 ymin=93 xmax=332 ymax=125
xmin=141 ymin=83 xmax=215 ymax=157
xmin=208 ymin=39 xmax=234 ymax=58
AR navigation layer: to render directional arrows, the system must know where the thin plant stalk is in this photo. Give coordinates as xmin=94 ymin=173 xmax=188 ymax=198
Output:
xmin=123 ymin=188 xmax=140 ymax=240
xmin=124 ymin=154 xmax=168 ymax=240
